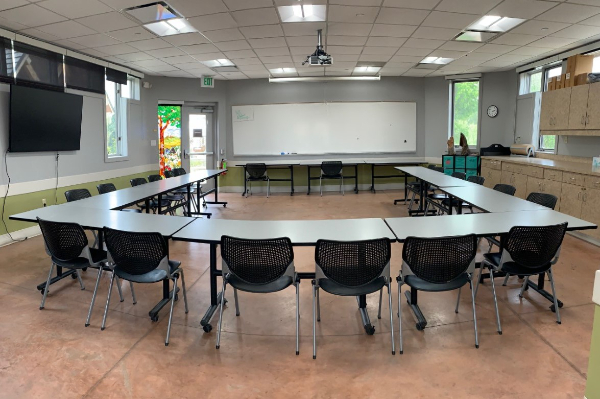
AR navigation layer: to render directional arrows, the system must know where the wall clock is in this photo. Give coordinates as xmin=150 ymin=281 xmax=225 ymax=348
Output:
xmin=487 ymin=105 xmax=498 ymax=118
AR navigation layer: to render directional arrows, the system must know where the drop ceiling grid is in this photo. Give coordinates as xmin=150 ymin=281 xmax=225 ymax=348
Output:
xmin=0 ymin=0 xmax=598 ymax=78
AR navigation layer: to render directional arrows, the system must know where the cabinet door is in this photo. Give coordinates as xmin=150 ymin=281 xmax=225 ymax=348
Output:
xmin=526 ymin=176 xmax=543 ymax=198
xmin=501 ymin=170 xmax=513 ymax=185
xmin=554 ymin=88 xmax=572 ymax=129
xmin=540 ymin=90 xmax=556 ymax=130
xmin=559 ymin=183 xmax=583 ymax=218
xmin=580 ymin=188 xmax=600 ymax=239
xmin=568 ymin=85 xmax=589 ymax=129
xmin=482 ymin=168 xmax=501 ymax=189
xmin=586 ymin=83 xmax=600 ymax=129
xmin=542 ymin=179 xmax=562 ymax=210
xmin=513 ymin=173 xmax=529 ymax=199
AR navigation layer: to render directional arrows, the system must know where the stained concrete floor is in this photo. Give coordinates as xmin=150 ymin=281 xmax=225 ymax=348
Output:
xmin=0 ymin=190 xmax=598 ymax=398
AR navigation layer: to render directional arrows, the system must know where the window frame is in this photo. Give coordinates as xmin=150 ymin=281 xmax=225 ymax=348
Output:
xmin=449 ymin=78 xmax=481 ymax=149
xmin=536 ymin=63 xmax=562 ymax=153
xmin=104 ymin=79 xmax=130 ymax=162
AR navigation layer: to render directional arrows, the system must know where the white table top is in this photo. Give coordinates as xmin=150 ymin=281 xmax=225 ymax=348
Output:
xmin=363 ymin=158 xmax=429 ymax=165
xmin=396 ymin=166 xmax=475 ymax=188
xmin=10 ymin=204 xmax=195 ymax=237
xmin=230 ymin=161 xmax=300 ymax=166
xmin=173 ymin=217 xmax=396 ymax=245
xmin=439 ymin=186 xmax=548 ymax=213
xmin=385 ymin=210 xmax=596 ymax=242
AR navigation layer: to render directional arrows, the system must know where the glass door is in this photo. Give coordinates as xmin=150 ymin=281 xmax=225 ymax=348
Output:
xmin=158 ymin=104 xmax=182 ymax=176
xmin=181 ymin=106 xmax=215 ymax=172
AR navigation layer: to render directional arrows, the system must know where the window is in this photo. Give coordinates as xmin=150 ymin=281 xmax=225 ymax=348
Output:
xmin=121 ymin=76 xmax=140 ymax=100
xmin=519 ymin=70 xmax=542 ymax=94
xmin=450 ymin=80 xmax=480 ymax=147
xmin=537 ymin=65 xmax=562 ymax=152
xmin=540 ymin=135 xmax=556 ymax=151
xmin=105 ymin=79 xmax=128 ymax=158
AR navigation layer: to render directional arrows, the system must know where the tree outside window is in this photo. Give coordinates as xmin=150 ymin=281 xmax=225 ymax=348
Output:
xmin=452 ymin=80 xmax=480 ymax=146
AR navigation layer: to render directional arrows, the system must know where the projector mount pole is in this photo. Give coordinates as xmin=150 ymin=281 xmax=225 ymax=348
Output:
xmin=317 ymin=29 xmax=323 ymax=51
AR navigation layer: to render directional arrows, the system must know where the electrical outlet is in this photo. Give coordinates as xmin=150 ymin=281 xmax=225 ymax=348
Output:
xmin=42 ymin=198 xmax=47 ymax=207
xmin=220 ymin=149 xmax=224 ymax=155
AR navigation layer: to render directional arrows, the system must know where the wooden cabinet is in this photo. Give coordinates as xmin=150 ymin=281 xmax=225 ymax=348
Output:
xmin=501 ymin=171 xmax=528 ymax=199
xmin=568 ymin=85 xmax=589 ymax=129
xmin=527 ymin=176 xmax=543 ymax=195
xmin=544 ymin=169 xmax=563 ymax=182
xmin=581 ymin=188 xmax=600 ymax=239
xmin=586 ymin=83 xmax=600 ymax=130
xmin=563 ymin=171 xmax=585 ymax=186
xmin=526 ymin=177 xmax=562 ymax=209
xmin=540 ymin=88 xmax=572 ymax=130
xmin=481 ymin=167 xmax=501 ymax=189
xmin=584 ymin=174 xmax=600 ymax=190
xmin=482 ymin=159 xmax=502 ymax=170
xmin=559 ymin=183 xmax=584 ymax=218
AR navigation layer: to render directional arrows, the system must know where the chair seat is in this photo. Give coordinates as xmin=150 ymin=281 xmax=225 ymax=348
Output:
xmin=318 ymin=276 xmax=386 ymax=296
xmin=322 ymin=174 xmax=342 ymax=179
xmin=483 ymin=253 xmax=550 ymax=276
xmin=441 ymin=198 xmax=469 ymax=208
xmin=228 ymin=274 xmax=294 ymax=293
xmin=121 ymin=209 xmax=142 ymax=213
xmin=165 ymin=194 xmax=185 ymax=201
xmin=115 ymin=260 xmax=181 ymax=283
xmin=429 ymin=193 xmax=449 ymax=200
xmin=247 ymin=176 xmax=269 ymax=181
xmin=404 ymin=274 xmax=469 ymax=292
xmin=139 ymin=199 xmax=170 ymax=209
xmin=52 ymin=248 xmax=107 ymax=269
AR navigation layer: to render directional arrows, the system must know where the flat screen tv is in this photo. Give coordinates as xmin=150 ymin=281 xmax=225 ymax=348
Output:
xmin=9 ymin=85 xmax=83 ymax=152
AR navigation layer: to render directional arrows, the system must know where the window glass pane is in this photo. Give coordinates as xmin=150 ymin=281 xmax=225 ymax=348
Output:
xmin=452 ymin=80 xmax=479 ymax=146
xmin=547 ymin=67 xmax=561 ymax=78
xmin=593 ymin=56 xmax=600 ymax=73
xmin=106 ymin=80 xmax=118 ymax=157
xmin=541 ymin=135 xmax=556 ymax=151
xmin=121 ymin=80 xmax=130 ymax=99
xmin=13 ymin=41 xmax=62 ymax=88
xmin=529 ymin=72 xmax=542 ymax=92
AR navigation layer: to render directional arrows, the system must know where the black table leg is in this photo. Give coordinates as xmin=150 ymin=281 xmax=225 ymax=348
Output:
xmin=242 ymin=166 xmax=247 ymax=197
xmin=371 ymin=164 xmax=375 ymax=193
xmin=205 ymin=174 xmax=228 ymax=207
xmin=200 ymin=243 xmax=226 ymax=332
xmin=354 ymin=165 xmax=359 ymax=193
xmin=356 ymin=295 xmax=375 ymax=335
xmin=158 ymin=194 xmax=162 ymax=215
xmin=526 ymin=273 xmax=564 ymax=311
xmin=394 ymin=173 xmax=408 ymax=204
xmin=36 ymin=267 xmax=76 ymax=293
xmin=145 ymin=198 xmax=150 ymax=214
xmin=307 ymin=165 xmax=311 ymax=195
xmin=290 ymin=165 xmax=294 ymax=196
xmin=405 ymin=289 xmax=427 ymax=330
xmin=187 ymin=184 xmax=192 ymax=216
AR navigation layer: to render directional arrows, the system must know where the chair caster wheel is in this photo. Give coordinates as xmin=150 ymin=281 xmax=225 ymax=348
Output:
xmin=498 ymin=331 xmax=502 ymax=335
xmin=550 ymin=303 xmax=563 ymax=312
xmin=165 ymin=343 xmax=169 ymax=346
xmin=203 ymin=324 xmax=212 ymax=333
xmin=296 ymin=351 xmax=299 ymax=356
xmin=71 ymin=273 xmax=77 ymax=279
xmin=556 ymin=321 xmax=561 ymax=324
xmin=151 ymin=315 xmax=159 ymax=322
xmin=475 ymin=344 xmax=479 ymax=349
xmin=85 ymin=323 xmax=89 ymax=327
xmin=416 ymin=323 xmax=425 ymax=331
xmin=364 ymin=325 xmax=376 ymax=335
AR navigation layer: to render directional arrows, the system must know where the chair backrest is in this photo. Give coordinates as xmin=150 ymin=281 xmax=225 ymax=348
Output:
xmin=493 ymin=184 xmax=516 ymax=196
xmin=321 ymin=161 xmax=343 ymax=177
xmin=526 ymin=192 xmax=558 ymax=210
xmin=221 ymin=236 xmax=294 ymax=284
xmin=164 ymin=170 xmax=175 ymax=178
xmin=64 ymin=188 xmax=91 ymax=202
xmin=246 ymin=163 xmax=267 ymax=179
xmin=432 ymin=166 xmax=444 ymax=173
xmin=130 ymin=178 xmax=147 ymax=187
xmin=402 ymin=234 xmax=477 ymax=284
xmin=504 ymin=223 xmax=567 ymax=269
xmin=467 ymin=175 xmax=485 ymax=185
xmin=37 ymin=218 xmax=88 ymax=261
xmin=104 ymin=227 xmax=169 ymax=275
xmin=148 ymin=174 xmax=162 ymax=182
xmin=173 ymin=168 xmax=186 ymax=176
xmin=427 ymin=165 xmax=437 ymax=170
xmin=97 ymin=183 xmax=117 ymax=195
xmin=451 ymin=171 xmax=466 ymax=180
xmin=315 ymin=238 xmax=391 ymax=287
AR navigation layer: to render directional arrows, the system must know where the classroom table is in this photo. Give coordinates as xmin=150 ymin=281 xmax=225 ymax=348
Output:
xmin=172 ymin=217 xmax=397 ymax=334
xmin=235 ymin=163 xmax=299 ymax=196
xmin=385 ymin=210 xmax=596 ymax=330
xmin=364 ymin=158 xmax=428 ymax=194
xmin=10 ymin=205 xmax=196 ymax=321
xmin=302 ymin=162 xmax=359 ymax=195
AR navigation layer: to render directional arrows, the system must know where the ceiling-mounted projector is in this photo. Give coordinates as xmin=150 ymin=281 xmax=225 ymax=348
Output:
xmin=302 ymin=29 xmax=332 ymax=66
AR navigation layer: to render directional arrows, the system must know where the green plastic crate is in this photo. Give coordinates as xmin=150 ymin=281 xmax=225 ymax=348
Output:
xmin=444 ymin=169 xmax=453 ymax=176
xmin=466 ymin=169 xmax=478 ymax=179
xmin=466 ymin=156 xmax=479 ymax=169
xmin=455 ymin=157 xmax=466 ymax=168
xmin=443 ymin=156 xmax=454 ymax=169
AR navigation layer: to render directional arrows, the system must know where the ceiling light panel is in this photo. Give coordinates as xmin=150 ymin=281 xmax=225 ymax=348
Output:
xmin=125 ymin=2 xmax=179 ymax=24
xmin=419 ymin=57 xmax=454 ymax=64
xmin=278 ymin=5 xmax=326 ymax=22
xmin=454 ymin=31 xmax=498 ymax=42
xmin=201 ymin=59 xmax=236 ymax=68
xmin=468 ymin=16 xmax=526 ymax=32
xmin=269 ymin=67 xmax=297 ymax=74
xmin=144 ymin=19 xmax=197 ymax=36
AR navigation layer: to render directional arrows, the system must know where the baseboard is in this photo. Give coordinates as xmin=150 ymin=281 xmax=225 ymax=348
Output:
xmin=568 ymin=231 xmax=600 ymax=247
xmin=220 ymin=182 xmax=406 ymax=194
xmin=0 ymin=225 xmax=41 ymax=247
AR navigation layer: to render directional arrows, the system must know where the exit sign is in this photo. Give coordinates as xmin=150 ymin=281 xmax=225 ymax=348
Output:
xmin=201 ymin=76 xmax=214 ymax=88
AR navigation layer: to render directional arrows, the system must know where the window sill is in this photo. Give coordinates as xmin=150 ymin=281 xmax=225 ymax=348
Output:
xmin=105 ymin=155 xmax=129 ymax=163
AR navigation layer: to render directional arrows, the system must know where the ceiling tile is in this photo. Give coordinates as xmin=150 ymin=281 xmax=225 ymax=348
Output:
xmin=403 ymin=38 xmax=444 ymax=49
xmin=75 ymin=12 xmax=137 ymax=32
xmin=529 ymin=35 xmax=579 ymax=47
xmin=436 ymin=0 xmax=503 ymax=14
xmin=388 ymin=54 xmax=425 ymax=63
xmin=376 ymin=8 xmax=429 ymax=25
xmin=473 ymin=43 xmax=519 ymax=53
xmin=510 ymin=20 xmax=570 ymax=35
xmin=53 ymin=38 xmax=87 ymax=50
xmin=243 ymin=71 xmax=270 ymax=78
xmin=236 ymin=64 xmax=268 ymax=71
xmin=0 ymin=16 xmax=28 ymax=31
xmin=366 ymin=36 xmax=407 ymax=46
xmin=18 ymin=28 xmax=60 ymax=41
xmin=128 ymin=38 xmax=172 ymax=51
xmin=333 ymin=54 xmax=360 ymax=61
xmin=330 ymin=0 xmax=381 ymax=5
xmin=115 ymin=52 xmax=154 ymax=62
xmin=162 ymin=54 xmax=197 ymax=64
xmin=327 ymin=35 xmax=367 ymax=45
xmin=254 ymin=47 xmax=290 ymax=56
xmin=36 ymin=20 xmax=97 ymax=39
xmin=239 ymin=24 xmax=283 ymax=38
xmin=286 ymin=36 xmax=320 ymax=46
xmin=358 ymin=54 xmax=393 ymax=62
xmin=507 ymin=46 xmax=549 ymax=55
xmin=247 ymin=37 xmax=287 ymax=48
xmin=282 ymin=22 xmax=326 ymax=36
xmin=427 ymin=49 xmax=467 ymax=58
xmin=328 ymin=5 xmax=379 ymax=23
xmin=81 ymin=48 xmax=110 ymax=57
xmin=223 ymin=49 xmax=257 ymax=58
xmin=146 ymin=64 xmax=179 ymax=72
xmin=362 ymin=46 xmax=398 ymax=55
xmin=421 ymin=11 xmax=478 ymax=29
xmin=438 ymin=41 xmax=483 ymax=51
xmin=145 ymin=47 xmax=185 ymax=57
xmin=488 ymin=0 xmax=557 ymax=19
xmin=328 ymin=23 xmax=372 ymax=36
xmin=231 ymin=8 xmax=279 ymax=27
xmin=163 ymin=33 xmax=210 ymax=46
xmin=69 ymin=33 xmax=121 ymax=47
xmin=0 ymin=0 xmax=28 ymax=12
xmin=179 ymin=43 xmax=220 ymax=54
xmin=94 ymin=43 xmax=138 ymax=55
xmin=215 ymin=40 xmax=251 ymax=51
xmin=327 ymin=45 xmax=363 ymax=54
xmin=535 ymin=3 xmax=600 ymax=24
xmin=231 ymin=57 xmax=263 ymax=65
xmin=412 ymin=26 xmax=460 ymax=40
xmin=157 ymin=0 xmax=228 ymax=17
xmin=106 ymin=26 xmax=156 ymax=42
xmin=37 ymin=0 xmax=112 ymax=19
xmin=403 ymin=68 xmax=433 ymax=76
xmin=395 ymin=46 xmax=432 ymax=56
xmin=259 ymin=55 xmax=293 ymax=63
xmin=188 ymin=13 xmax=237 ymax=31
xmin=446 ymin=57 xmax=482 ymax=66
xmin=370 ymin=24 xmax=417 ymax=37
xmin=382 ymin=0 xmax=440 ymax=9
xmin=98 ymin=0 xmax=155 ymax=10
xmin=551 ymin=24 xmax=600 ymax=39
xmin=190 ymin=52 xmax=227 ymax=61
xmin=580 ymin=13 xmax=600 ymax=26
xmin=223 ymin=0 xmax=273 ymax=11
xmin=289 ymin=46 xmax=315 ymax=55
xmin=0 ymin=4 xmax=66 ymax=27
xmin=491 ymin=33 xmax=543 ymax=45
xmin=199 ymin=28 xmax=242 ymax=43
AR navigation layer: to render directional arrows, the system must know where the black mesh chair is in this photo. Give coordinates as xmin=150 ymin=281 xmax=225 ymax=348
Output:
xmin=493 ymin=183 xmax=516 ymax=196
xmin=439 ymin=175 xmax=485 ymax=214
xmin=477 ymin=223 xmax=568 ymax=332
xmin=527 ymin=192 xmax=558 ymax=210
xmin=313 ymin=239 xmax=394 ymax=358
xmin=173 ymin=168 xmax=186 ymax=176
xmin=245 ymin=163 xmax=270 ymax=198
xmin=320 ymin=161 xmax=344 ymax=196
xmin=97 ymin=183 xmax=141 ymax=213
xmin=130 ymin=178 xmax=171 ymax=214
xmin=218 ymin=236 xmax=298 ymax=353
xmin=164 ymin=170 xmax=175 ymax=178
xmin=406 ymin=165 xmax=438 ymax=211
xmin=399 ymin=234 xmax=479 ymax=351
xmin=102 ymin=227 xmax=188 ymax=346
xmin=64 ymin=188 xmax=92 ymax=202
xmin=167 ymin=168 xmax=204 ymax=211
xmin=148 ymin=174 xmax=186 ymax=210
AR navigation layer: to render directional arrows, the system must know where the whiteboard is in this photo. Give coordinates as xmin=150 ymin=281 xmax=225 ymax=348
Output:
xmin=232 ymin=102 xmax=416 ymax=156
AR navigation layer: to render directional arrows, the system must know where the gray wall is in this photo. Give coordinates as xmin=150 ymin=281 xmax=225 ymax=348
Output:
xmin=0 ymin=84 xmax=151 ymax=185
xmin=480 ymin=70 xmax=519 ymax=148
xmin=557 ymin=136 xmax=600 ymax=158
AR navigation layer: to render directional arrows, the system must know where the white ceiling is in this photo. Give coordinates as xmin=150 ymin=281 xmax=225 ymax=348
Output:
xmin=2 ymin=0 xmax=600 ymax=79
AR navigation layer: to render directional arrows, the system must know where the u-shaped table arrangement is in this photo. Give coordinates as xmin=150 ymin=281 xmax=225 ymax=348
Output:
xmin=10 ymin=167 xmax=597 ymax=333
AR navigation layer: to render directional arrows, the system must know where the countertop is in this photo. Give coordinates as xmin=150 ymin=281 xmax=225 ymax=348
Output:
xmin=482 ymin=155 xmax=600 ymax=177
